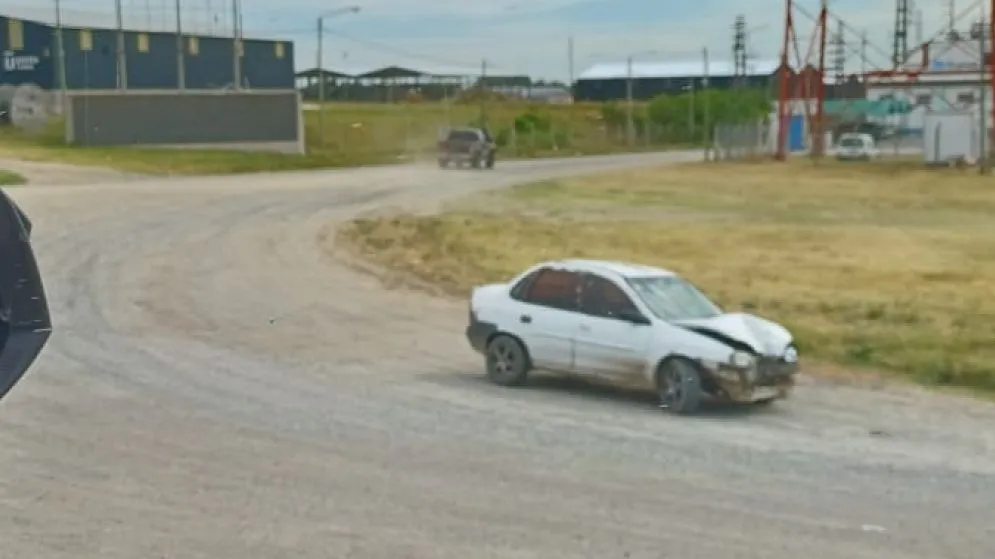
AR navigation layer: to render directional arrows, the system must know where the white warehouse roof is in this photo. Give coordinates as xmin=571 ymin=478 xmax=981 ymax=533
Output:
xmin=577 ymin=59 xmax=780 ymax=81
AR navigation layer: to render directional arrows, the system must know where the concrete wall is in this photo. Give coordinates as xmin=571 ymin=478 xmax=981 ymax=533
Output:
xmin=64 ymin=89 xmax=304 ymax=153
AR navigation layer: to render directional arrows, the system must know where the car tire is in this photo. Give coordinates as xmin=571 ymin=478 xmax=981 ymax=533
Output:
xmin=656 ymin=358 xmax=702 ymax=414
xmin=438 ymin=158 xmax=449 ymax=168
xmin=471 ymin=154 xmax=482 ymax=169
xmin=485 ymin=153 xmax=495 ymax=169
xmin=485 ymin=334 xmax=530 ymax=387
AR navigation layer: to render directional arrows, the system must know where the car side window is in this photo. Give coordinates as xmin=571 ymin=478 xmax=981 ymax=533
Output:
xmin=522 ymin=268 xmax=581 ymax=311
xmin=509 ymin=268 xmax=543 ymax=301
xmin=580 ymin=274 xmax=640 ymax=319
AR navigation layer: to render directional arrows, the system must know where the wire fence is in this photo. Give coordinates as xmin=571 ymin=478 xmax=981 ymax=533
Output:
xmin=711 ymin=120 xmax=772 ymax=160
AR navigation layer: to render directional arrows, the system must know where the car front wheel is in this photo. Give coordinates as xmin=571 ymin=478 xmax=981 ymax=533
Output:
xmin=656 ymin=358 xmax=702 ymax=414
xmin=485 ymin=334 xmax=529 ymax=386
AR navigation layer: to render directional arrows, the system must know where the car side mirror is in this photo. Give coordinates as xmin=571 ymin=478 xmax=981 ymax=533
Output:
xmin=618 ymin=309 xmax=650 ymax=325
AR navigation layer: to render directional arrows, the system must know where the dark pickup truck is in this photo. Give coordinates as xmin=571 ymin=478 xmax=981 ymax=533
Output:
xmin=438 ymin=127 xmax=496 ymax=169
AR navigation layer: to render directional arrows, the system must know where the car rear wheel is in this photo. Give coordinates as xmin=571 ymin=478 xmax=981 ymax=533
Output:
xmin=485 ymin=334 xmax=529 ymax=386
xmin=656 ymin=358 xmax=702 ymax=414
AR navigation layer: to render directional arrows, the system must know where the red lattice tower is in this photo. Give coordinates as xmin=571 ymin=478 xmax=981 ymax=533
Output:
xmin=777 ymin=0 xmax=995 ymax=161
xmin=775 ymin=0 xmax=828 ymax=160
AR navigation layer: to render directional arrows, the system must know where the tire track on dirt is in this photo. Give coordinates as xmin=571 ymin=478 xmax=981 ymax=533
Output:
xmin=0 ymin=154 xmax=992 ymax=558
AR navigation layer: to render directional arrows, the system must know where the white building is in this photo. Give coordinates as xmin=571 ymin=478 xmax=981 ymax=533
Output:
xmin=865 ymin=31 xmax=992 ymax=132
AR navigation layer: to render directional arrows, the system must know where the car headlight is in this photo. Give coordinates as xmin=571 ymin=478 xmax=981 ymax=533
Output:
xmin=729 ymin=350 xmax=755 ymax=369
xmin=783 ymin=345 xmax=798 ymax=363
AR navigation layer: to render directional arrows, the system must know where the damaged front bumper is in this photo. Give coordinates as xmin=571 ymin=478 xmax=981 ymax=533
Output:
xmin=701 ymin=356 xmax=798 ymax=403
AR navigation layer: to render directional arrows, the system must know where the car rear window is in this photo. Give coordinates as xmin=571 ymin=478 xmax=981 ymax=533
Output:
xmin=449 ymin=130 xmax=479 ymax=142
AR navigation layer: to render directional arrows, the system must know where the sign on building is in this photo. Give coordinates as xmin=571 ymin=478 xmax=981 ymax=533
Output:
xmin=1 ymin=51 xmax=40 ymax=73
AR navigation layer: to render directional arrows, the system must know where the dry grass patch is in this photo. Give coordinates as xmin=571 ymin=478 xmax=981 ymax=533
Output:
xmin=337 ymin=159 xmax=995 ymax=392
xmin=0 ymin=101 xmax=646 ymax=175
xmin=0 ymin=170 xmax=26 ymax=185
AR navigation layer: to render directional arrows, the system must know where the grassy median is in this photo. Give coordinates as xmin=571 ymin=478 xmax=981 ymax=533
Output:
xmin=337 ymin=159 xmax=995 ymax=392
xmin=0 ymin=101 xmax=657 ymax=175
xmin=0 ymin=170 xmax=26 ymax=185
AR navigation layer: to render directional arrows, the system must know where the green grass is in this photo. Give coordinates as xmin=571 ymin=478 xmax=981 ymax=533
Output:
xmin=0 ymin=170 xmax=26 ymax=185
xmin=0 ymin=101 xmax=662 ymax=176
xmin=337 ymin=159 xmax=995 ymax=394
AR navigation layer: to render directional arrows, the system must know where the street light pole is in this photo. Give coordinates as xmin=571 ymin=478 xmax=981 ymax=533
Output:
xmin=114 ymin=0 xmax=127 ymax=89
xmin=626 ymin=55 xmax=634 ymax=145
xmin=175 ymin=0 xmax=185 ymax=89
xmin=317 ymin=16 xmax=325 ymax=146
xmin=316 ymin=5 xmax=360 ymax=148
xmin=231 ymin=0 xmax=241 ymax=89
xmin=54 ymin=0 xmax=67 ymax=96
xmin=702 ymin=46 xmax=710 ymax=159
xmin=979 ymin=17 xmax=987 ymax=173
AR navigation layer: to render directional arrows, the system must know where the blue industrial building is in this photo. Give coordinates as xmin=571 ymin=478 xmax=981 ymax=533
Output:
xmin=574 ymin=60 xmax=781 ymax=102
xmin=0 ymin=14 xmax=294 ymax=90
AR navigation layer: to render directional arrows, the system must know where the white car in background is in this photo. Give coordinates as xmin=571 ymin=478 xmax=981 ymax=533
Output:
xmin=835 ymin=132 xmax=878 ymax=161
xmin=464 ymin=259 xmax=799 ymax=414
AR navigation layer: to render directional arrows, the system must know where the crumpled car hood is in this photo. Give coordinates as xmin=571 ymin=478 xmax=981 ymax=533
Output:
xmin=671 ymin=312 xmax=792 ymax=356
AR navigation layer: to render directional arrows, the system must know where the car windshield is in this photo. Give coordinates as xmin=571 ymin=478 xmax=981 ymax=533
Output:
xmin=624 ymin=275 xmax=722 ymax=321
xmin=839 ymin=137 xmax=863 ymax=148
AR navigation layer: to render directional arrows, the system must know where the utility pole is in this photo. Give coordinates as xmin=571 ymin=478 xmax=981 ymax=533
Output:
xmin=480 ymin=58 xmax=489 ymax=128
xmin=702 ymin=46 xmax=710 ymax=160
xmin=861 ymin=30 xmax=868 ymax=75
xmin=115 ymin=0 xmax=127 ymax=89
xmin=317 ymin=16 xmax=325 ymax=146
xmin=687 ymin=78 xmax=696 ymax=139
xmin=978 ymin=16 xmax=987 ymax=173
xmin=175 ymin=0 xmax=185 ymax=89
xmin=625 ymin=55 xmax=634 ymax=145
xmin=832 ymin=19 xmax=845 ymax=84
xmin=732 ymin=15 xmax=747 ymax=85
xmin=893 ymin=0 xmax=909 ymax=68
xmin=567 ymin=35 xmax=574 ymax=96
xmin=231 ymin=0 xmax=241 ymax=89
xmin=315 ymin=6 xmax=360 ymax=148
xmin=54 ymin=0 xmax=67 ymax=96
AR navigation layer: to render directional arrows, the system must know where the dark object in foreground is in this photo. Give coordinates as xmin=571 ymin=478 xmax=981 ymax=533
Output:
xmin=0 ymin=189 xmax=52 ymax=403
xmin=438 ymin=127 xmax=496 ymax=170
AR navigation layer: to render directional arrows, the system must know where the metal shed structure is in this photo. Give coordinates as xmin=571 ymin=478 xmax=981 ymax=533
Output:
xmin=0 ymin=14 xmax=294 ymax=90
xmin=295 ymin=64 xmax=529 ymax=102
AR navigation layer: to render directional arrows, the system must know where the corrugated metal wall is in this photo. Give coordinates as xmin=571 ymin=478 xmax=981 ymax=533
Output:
xmin=0 ymin=15 xmax=294 ymax=90
xmin=0 ymin=16 xmax=56 ymax=88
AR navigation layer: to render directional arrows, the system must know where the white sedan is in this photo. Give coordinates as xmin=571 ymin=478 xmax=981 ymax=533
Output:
xmin=464 ymin=259 xmax=799 ymax=414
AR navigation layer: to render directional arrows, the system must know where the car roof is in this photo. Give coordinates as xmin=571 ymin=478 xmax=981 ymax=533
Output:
xmin=548 ymin=259 xmax=677 ymax=279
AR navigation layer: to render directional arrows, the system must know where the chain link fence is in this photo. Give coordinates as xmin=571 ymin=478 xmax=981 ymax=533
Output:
xmin=711 ymin=120 xmax=772 ymax=160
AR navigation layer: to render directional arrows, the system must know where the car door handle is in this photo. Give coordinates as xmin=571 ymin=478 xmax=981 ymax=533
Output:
xmin=520 ymin=314 xmax=531 ymax=324
xmin=579 ymin=323 xmax=591 ymax=332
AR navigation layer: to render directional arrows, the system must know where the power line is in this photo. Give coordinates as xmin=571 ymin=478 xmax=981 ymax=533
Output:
xmin=258 ymin=25 xmax=494 ymax=70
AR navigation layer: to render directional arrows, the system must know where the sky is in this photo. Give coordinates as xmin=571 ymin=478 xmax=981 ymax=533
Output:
xmin=5 ymin=0 xmax=964 ymax=80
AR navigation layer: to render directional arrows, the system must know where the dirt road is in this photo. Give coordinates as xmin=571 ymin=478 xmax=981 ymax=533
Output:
xmin=2 ymin=152 xmax=992 ymax=558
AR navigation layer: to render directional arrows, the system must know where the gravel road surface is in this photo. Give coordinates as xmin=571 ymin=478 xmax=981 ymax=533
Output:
xmin=1 ymin=152 xmax=992 ymax=558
